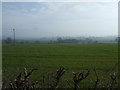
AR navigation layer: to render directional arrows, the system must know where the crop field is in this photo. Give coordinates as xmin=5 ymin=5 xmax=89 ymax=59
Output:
xmin=2 ymin=44 xmax=118 ymax=88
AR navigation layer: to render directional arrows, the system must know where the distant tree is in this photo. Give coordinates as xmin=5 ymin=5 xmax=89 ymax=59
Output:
xmin=85 ymin=38 xmax=92 ymax=43
xmin=20 ymin=40 xmax=24 ymax=44
xmin=35 ymin=40 xmax=40 ymax=44
xmin=25 ymin=40 xmax=29 ymax=43
xmin=115 ymin=37 xmax=120 ymax=43
xmin=49 ymin=40 xmax=53 ymax=44
xmin=57 ymin=37 xmax=62 ymax=43
xmin=115 ymin=37 xmax=119 ymax=43
xmin=94 ymin=41 xmax=98 ymax=43
xmin=118 ymin=37 xmax=120 ymax=43
xmin=56 ymin=37 xmax=79 ymax=43
xmin=4 ymin=37 xmax=12 ymax=44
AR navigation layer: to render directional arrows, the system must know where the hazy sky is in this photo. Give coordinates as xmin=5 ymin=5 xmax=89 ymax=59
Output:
xmin=2 ymin=2 xmax=118 ymax=38
xmin=0 ymin=2 xmax=2 ymax=38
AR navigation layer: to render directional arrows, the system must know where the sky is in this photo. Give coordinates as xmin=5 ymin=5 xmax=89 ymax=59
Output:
xmin=0 ymin=2 xmax=2 ymax=39
xmin=2 ymin=2 xmax=118 ymax=38
xmin=1 ymin=0 xmax=119 ymax=2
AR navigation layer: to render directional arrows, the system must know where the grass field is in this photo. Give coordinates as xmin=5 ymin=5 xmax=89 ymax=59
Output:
xmin=2 ymin=44 xmax=118 ymax=88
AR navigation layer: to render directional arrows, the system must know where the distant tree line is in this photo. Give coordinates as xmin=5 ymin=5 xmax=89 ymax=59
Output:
xmin=2 ymin=37 xmax=32 ymax=44
xmin=56 ymin=37 xmax=98 ymax=44
xmin=2 ymin=37 xmax=13 ymax=44
xmin=3 ymin=37 xmax=118 ymax=44
xmin=114 ymin=37 xmax=120 ymax=43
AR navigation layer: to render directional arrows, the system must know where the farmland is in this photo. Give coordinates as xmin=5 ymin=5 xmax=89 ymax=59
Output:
xmin=2 ymin=44 xmax=118 ymax=88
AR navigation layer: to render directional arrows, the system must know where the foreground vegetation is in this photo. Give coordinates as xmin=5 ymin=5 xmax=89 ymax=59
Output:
xmin=2 ymin=44 xmax=118 ymax=88
xmin=2 ymin=67 xmax=118 ymax=89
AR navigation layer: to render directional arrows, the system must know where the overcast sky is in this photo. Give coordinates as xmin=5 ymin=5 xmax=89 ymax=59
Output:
xmin=2 ymin=2 xmax=118 ymax=38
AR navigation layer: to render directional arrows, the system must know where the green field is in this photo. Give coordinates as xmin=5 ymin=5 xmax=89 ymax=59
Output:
xmin=2 ymin=44 xmax=118 ymax=88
